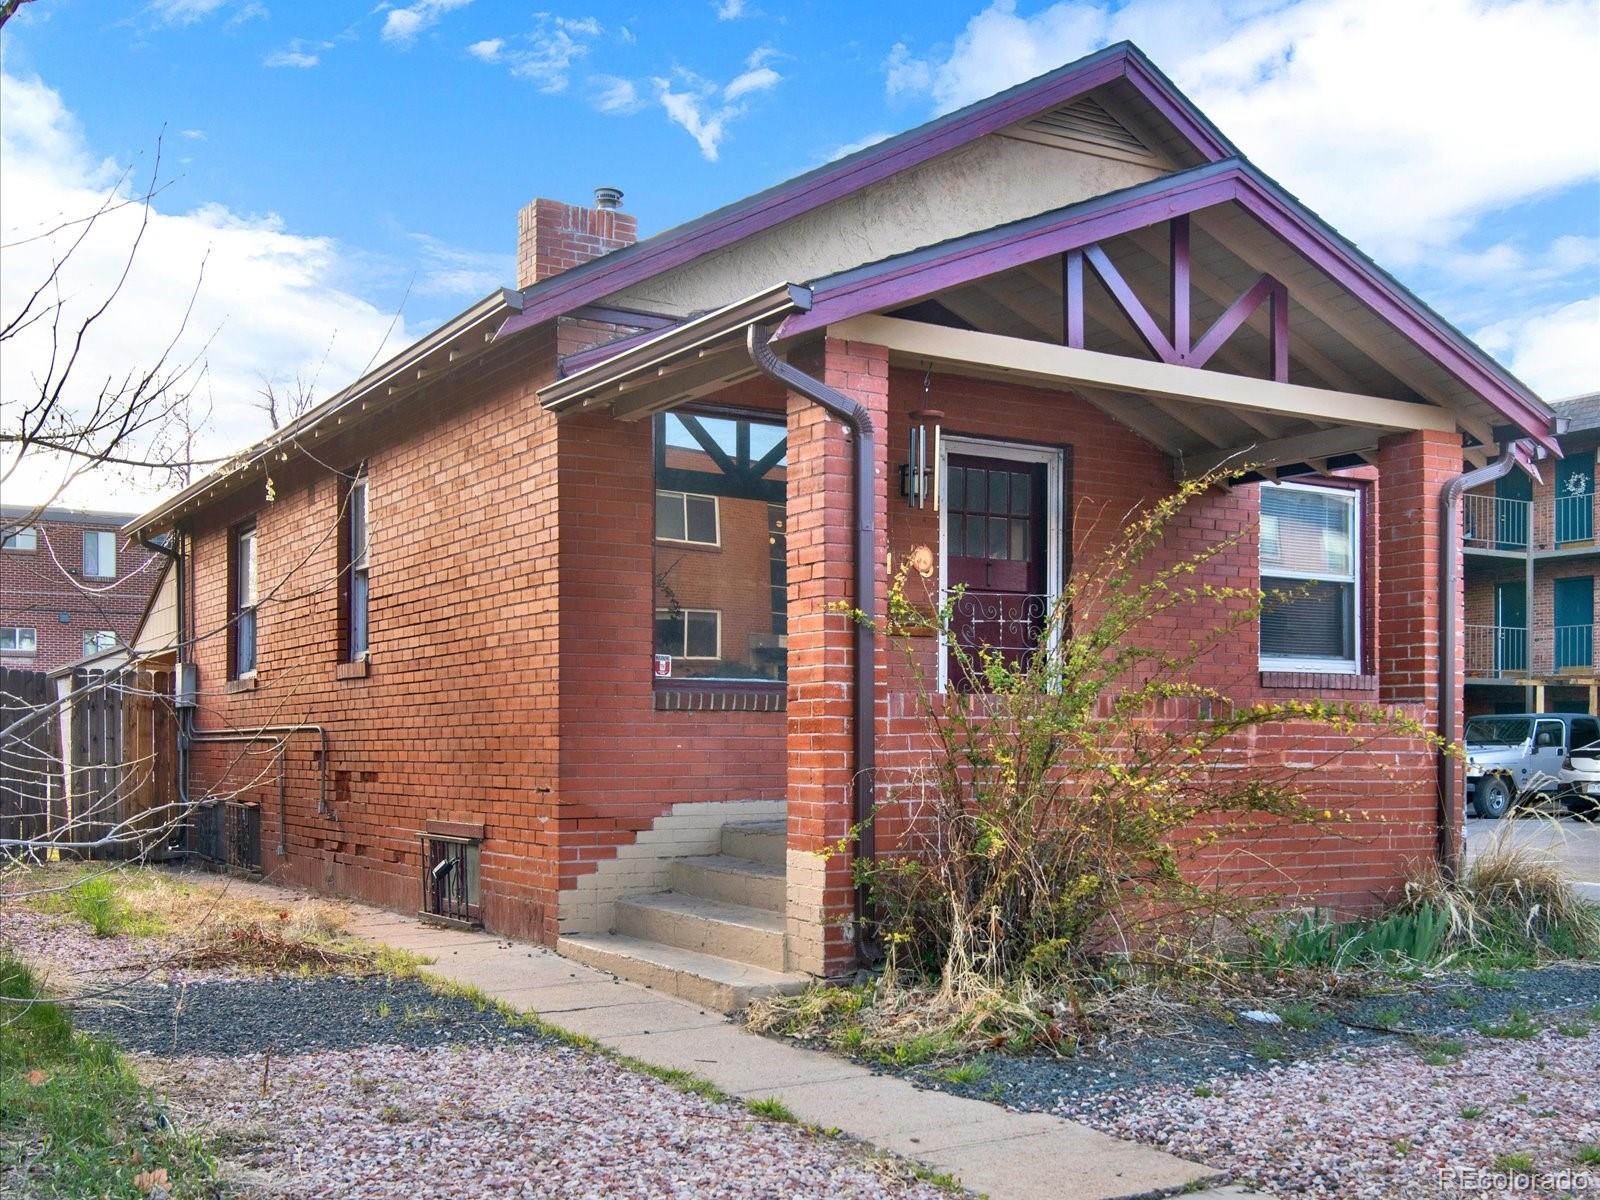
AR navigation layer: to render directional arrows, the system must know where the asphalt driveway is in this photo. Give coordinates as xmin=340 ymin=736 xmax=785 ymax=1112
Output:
xmin=1465 ymin=813 xmax=1600 ymax=901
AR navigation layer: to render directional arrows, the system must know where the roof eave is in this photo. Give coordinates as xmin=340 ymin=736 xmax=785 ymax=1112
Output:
xmin=125 ymin=288 xmax=524 ymax=538
xmin=539 ymin=283 xmax=811 ymax=414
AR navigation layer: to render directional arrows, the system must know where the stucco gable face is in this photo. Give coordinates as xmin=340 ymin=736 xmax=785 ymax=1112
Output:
xmin=606 ymin=132 xmax=1170 ymax=317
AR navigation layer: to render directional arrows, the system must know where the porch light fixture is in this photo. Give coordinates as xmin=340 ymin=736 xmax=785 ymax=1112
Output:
xmin=902 ymin=372 xmax=944 ymax=510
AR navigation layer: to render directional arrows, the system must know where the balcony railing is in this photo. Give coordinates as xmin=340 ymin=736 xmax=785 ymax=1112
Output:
xmin=1462 ymin=494 xmax=1530 ymax=550
xmin=1554 ymin=623 xmax=1595 ymax=672
xmin=1465 ymin=624 xmax=1527 ymax=676
xmin=1554 ymin=493 xmax=1596 ymax=546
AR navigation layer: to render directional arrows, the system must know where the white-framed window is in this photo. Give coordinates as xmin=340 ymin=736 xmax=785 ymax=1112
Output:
xmin=654 ymin=489 xmax=720 ymax=546
xmin=83 ymin=530 xmax=117 ymax=577
xmin=83 ymin=630 xmax=118 ymax=655
xmin=1260 ymin=482 xmax=1361 ymax=673
xmin=0 ymin=627 xmax=38 ymax=653
xmin=2 ymin=527 xmax=37 ymax=551
xmin=654 ymin=608 xmax=721 ymax=660
xmin=346 ymin=469 xmax=370 ymax=660
xmin=232 ymin=522 xmax=258 ymax=677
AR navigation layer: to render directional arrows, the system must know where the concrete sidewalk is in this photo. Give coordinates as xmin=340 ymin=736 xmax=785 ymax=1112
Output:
xmin=216 ymin=877 xmax=1256 ymax=1200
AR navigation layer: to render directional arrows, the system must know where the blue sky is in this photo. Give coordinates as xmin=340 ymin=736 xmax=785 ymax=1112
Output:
xmin=2 ymin=0 xmax=1597 ymax=507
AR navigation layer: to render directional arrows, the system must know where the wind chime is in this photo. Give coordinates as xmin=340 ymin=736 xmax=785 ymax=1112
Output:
xmin=901 ymin=365 xmax=944 ymax=510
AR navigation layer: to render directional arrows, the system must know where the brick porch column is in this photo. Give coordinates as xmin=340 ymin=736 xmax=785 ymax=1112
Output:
xmin=784 ymin=337 xmax=889 ymax=978
xmin=1376 ymin=428 xmax=1464 ymax=824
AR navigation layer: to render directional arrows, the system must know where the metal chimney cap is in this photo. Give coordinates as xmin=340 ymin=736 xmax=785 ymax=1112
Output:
xmin=593 ymin=186 xmax=623 ymax=210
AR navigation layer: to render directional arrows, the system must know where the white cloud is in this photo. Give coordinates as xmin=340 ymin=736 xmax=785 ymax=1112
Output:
xmin=263 ymin=40 xmax=329 ymax=69
xmin=885 ymin=0 xmax=1600 ymax=267
xmin=467 ymin=16 xmax=604 ymax=93
xmin=149 ymin=0 xmax=230 ymax=25
xmin=723 ymin=65 xmax=779 ymax=102
xmin=1 ymin=70 xmax=417 ymax=511
xmin=380 ymin=0 xmax=473 ymax=47
xmin=589 ymin=74 xmax=645 ymax=116
xmin=180 ymin=128 xmax=207 ymax=141
xmin=405 ymin=231 xmax=514 ymax=299
xmin=715 ymin=0 xmax=746 ymax=18
xmin=653 ymin=50 xmax=784 ymax=161
xmin=1475 ymin=296 xmax=1600 ymax=400
xmin=824 ymin=130 xmax=893 ymax=163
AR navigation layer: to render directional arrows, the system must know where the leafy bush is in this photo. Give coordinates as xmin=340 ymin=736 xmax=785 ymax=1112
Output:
xmin=841 ymin=474 xmax=1434 ymax=988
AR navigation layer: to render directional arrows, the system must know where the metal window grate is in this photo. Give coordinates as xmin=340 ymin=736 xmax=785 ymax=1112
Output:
xmin=420 ymin=835 xmax=481 ymax=927
xmin=191 ymin=800 xmax=261 ymax=872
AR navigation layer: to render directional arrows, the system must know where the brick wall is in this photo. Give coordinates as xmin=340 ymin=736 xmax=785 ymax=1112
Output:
xmin=857 ymin=368 xmax=1442 ymax=925
xmin=184 ymin=330 xmax=565 ymax=940
xmin=517 ymin=198 xmax=638 ymax=289
xmin=0 ymin=516 xmax=159 ymax=672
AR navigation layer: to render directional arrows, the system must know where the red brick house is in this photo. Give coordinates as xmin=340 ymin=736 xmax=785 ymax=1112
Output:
xmin=127 ymin=44 xmax=1559 ymax=1009
xmin=2 ymin=505 xmax=160 ymax=673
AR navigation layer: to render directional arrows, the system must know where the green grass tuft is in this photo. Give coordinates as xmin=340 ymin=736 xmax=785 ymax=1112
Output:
xmin=0 ymin=953 xmax=219 ymax=1198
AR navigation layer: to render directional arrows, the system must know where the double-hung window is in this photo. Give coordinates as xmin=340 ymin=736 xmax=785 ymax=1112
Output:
xmin=1260 ymin=483 xmax=1360 ymax=673
xmin=231 ymin=522 xmax=258 ymax=677
xmin=83 ymin=530 xmax=116 ymax=577
xmin=345 ymin=470 xmax=370 ymax=660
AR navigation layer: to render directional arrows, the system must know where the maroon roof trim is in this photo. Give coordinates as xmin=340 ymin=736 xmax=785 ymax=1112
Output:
xmin=496 ymin=43 xmax=1232 ymax=342
xmin=782 ymin=161 xmax=1555 ymax=450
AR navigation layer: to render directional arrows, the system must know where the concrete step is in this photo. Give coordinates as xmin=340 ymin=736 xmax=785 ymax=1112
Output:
xmin=668 ymin=854 xmax=785 ymax=912
xmin=614 ymin=891 xmax=786 ymax=972
xmin=720 ymin=818 xmax=785 ymax=868
xmin=557 ymin=932 xmax=810 ymax=1013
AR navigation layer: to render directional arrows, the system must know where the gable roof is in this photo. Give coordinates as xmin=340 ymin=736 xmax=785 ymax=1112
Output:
xmin=776 ymin=158 xmax=1557 ymax=451
xmin=495 ymin=42 xmax=1232 ymax=342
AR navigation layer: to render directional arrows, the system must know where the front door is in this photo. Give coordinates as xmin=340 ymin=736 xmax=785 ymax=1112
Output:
xmin=1554 ymin=575 xmax=1594 ymax=671
xmin=1495 ymin=580 xmax=1527 ymax=673
xmin=1557 ymin=452 xmax=1595 ymax=546
xmin=1496 ymin=469 xmax=1531 ymax=550
xmin=945 ymin=453 xmax=1049 ymax=687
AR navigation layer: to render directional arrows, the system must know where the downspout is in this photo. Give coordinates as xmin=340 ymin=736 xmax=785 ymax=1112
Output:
xmin=1439 ymin=450 xmax=1529 ymax=875
xmin=748 ymin=324 xmax=879 ymax=965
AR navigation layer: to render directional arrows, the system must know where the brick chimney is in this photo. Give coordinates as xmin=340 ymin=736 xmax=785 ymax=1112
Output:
xmin=516 ymin=188 xmax=637 ymax=288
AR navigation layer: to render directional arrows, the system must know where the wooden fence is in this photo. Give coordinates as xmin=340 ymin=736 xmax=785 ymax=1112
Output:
xmin=0 ymin=666 xmax=64 ymax=849
xmin=70 ymin=666 xmax=177 ymax=857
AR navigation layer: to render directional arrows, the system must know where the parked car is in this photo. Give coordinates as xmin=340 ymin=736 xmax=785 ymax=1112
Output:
xmin=1463 ymin=712 xmax=1600 ymax=819
xmin=1561 ymin=741 xmax=1600 ymax=820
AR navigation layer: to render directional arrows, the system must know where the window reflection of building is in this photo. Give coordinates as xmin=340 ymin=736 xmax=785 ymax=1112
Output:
xmin=653 ymin=411 xmax=787 ymax=682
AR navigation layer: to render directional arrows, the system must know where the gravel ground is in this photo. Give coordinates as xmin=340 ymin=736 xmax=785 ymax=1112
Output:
xmin=143 ymin=1044 xmax=947 ymax=1200
xmin=3 ymin=894 xmax=950 ymax=1200
xmin=885 ymin=966 xmax=1600 ymax=1198
xmin=1074 ymin=1025 xmax=1600 ymax=1199
xmin=69 ymin=975 xmax=545 ymax=1056
xmin=907 ymin=964 xmax=1600 ymax=1104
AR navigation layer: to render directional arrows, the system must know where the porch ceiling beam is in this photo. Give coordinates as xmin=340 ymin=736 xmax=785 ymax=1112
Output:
xmin=1179 ymin=426 xmax=1383 ymax=480
xmin=1072 ymin=386 xmax=1190 ymax=458
xmin=1220 ymin=237 xmax=1499 ymax=451
xmin=1021 ymin=255 xmax=1291 ymax=437
xmin=1144 ymin=396 xmax=1235 ymax=448
xmin=831 ymin=315 xmax=1458 ymax=434
xmin=1126 ymin=225 xmax=1369 ymax=395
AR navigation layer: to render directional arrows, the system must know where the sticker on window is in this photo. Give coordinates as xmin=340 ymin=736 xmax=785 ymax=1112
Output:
xmin=654 ymin=654 xmax=673 ymax=678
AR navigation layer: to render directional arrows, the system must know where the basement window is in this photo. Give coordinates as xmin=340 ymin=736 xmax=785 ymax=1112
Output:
xmin=1260 ymin=482 xmax=1360 ymax=673
xmin=420 ymin=834 xmax=481 ymax=927
xmin=0 ymin=627 xmax=38 ymax=654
